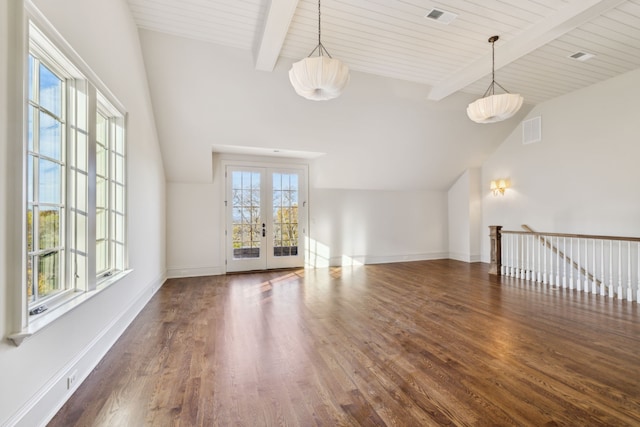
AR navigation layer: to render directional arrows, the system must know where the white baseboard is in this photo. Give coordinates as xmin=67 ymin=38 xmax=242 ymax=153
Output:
xmin=448 ymin=252 xmax=483 ymax=263
xmin=469 ymin=254 xmax=482 ymax=263
xmin=166 ymin=265 xmax=225 ymax=278
xmin=449 ymin=252 xmax=470 ymax=262
xmin=326 ymin=252 xmax=449 ymax=267
xmin=5 ymin=273 xmax=165 ymax=427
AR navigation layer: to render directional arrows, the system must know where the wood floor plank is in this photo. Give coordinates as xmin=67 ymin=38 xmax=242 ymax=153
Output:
xmin=48 ymin=260 xmax=640 ymax=426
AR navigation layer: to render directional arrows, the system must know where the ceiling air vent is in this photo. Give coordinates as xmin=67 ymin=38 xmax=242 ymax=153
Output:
xmin=569 ymin=51 xmax=595 ymax=61
xmin=522 ymin=116 xmax=541 ymax=145
xmin=424 ymin=8 xmax=457 ymax=25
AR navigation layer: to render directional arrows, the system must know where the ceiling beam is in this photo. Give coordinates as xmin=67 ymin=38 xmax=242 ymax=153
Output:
xmin=427 ymin=0 xmax=627 ymax=101
xmin=254 ymin=0 xmax=300 ymax=71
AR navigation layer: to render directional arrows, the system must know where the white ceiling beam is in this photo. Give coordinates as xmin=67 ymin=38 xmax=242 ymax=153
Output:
xmin=427 ymin=0 xmax=628 ymax=101
xmin=254 ymin=0 xmax=300 ymax=71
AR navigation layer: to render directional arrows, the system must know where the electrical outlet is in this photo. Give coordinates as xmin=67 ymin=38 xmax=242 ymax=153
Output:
xmin=67 ymin=370 xmax=77 ymax=390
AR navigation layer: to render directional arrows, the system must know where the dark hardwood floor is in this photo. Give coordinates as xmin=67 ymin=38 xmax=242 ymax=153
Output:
xmin=49 ymin=260 xmax=640 ymax=426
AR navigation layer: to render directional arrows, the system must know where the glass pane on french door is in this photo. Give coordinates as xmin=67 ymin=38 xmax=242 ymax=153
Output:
xmin=272 ymin=172 xmax=299 ymax=258
xmin=226 ymin=166 xmax=306 ymax=272
xmin=231 ymin=170 xmax=262 ymax=259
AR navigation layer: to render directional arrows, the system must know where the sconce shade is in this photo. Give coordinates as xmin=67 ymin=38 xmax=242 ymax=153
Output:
xmin=490 ymin=179 xmax=507 ymax=195
xmin=467 ymin=93 xmax=524 ymax=123
xmin=289 ymin=56 xmax=350 ymax=101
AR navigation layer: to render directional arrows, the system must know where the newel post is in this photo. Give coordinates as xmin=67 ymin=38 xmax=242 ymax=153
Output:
xmin=489 ymin=225 xmax=502 ymax=275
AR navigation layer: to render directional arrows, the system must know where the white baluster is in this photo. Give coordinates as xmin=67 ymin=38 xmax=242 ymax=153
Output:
xmin=509 ymin=234 xmax=515 ymax=277
xmin=592 ymin=239 xmax=597 ymax=294
xmin=537 ymin=235 xmax=542 ymax=283
xmin=609 ymin=241 xmax=614 ymax=298
xmin=576 ymin=238 xmax=581 ymax=292
xmin=600 ymin=240 xmax=606 ymax=296
xmin=516 ymin=234 xmax=522 ymax=279
xmin=618 ymin=241 xmax=623 ymax=298
xmin=516 ymin=234 xmax=521 ymax=279
xmin=524 ymin=235 xmax=528 ymax=280
xmin=520 ymin=233 xmax=524 ymax=279
xmin=508 ymin=234 xmax=513 ymax=277
xmin=569 ymin=238 xmax=574 ymax=290
xmin=562 ymin=237 xmax=567 ymax=288
xmin=637 ymin=242 xmax=640 ymax=303
xmin=511 ymin=234 xmax=518 ymax=277
xmin=501 ymin=234 xmax=506 ymax=275
xmin=511 ymin=234 xmax=515 ymax=278
xmin=522 ymin=234 xmax=529 ymax=280
xmin=627 ymin=241 xmax=632 ymax=301
xmin=549 ymin=236 xmax=554 ymax=286
xmin=527 ymin=235 xmax=533 ymax=280
xmin=506 ymin=234 xmax=513 ymax=276
xmin=503 ymin=234 xmax=508 ymax=275
xmin=503 ymin=233 xmax=507 ymax=275
xmin=543 ymin=236 xmax=547 ymax=285
xmin=508 ymin=233 xmax=512 ymax=275
xmin=584 ymin=239 xmax=590 ymax=293
xmin=556 ymin=236 xmax=561 ymax=286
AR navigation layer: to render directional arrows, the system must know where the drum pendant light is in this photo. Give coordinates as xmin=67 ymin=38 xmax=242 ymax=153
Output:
xmin=289 ymin=0 xmax=350 ymax=101
xmin=467 ymin=36 xmax=523 ymax=123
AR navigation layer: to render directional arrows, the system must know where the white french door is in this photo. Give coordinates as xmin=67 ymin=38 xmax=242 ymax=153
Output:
xmin=225 ymin=165 xmax=307 ymax=272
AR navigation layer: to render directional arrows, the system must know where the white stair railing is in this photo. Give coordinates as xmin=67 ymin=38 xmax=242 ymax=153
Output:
xmin=491 ymin=225 xmax=639 ymax=302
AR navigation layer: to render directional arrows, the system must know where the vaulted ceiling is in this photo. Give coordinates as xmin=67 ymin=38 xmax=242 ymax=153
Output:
xmin=126 ymin=0 xmax=640 ymax=105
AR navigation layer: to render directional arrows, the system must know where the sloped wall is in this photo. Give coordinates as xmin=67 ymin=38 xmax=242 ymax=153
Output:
xmin=481 ymin=68 xmax=640 ymax=262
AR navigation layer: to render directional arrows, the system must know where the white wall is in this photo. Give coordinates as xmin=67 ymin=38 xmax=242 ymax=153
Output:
xmin=141 ymin=29 xmax=483 ymax=274
xmin=448 ymin=171 xmax=471 ymax=261
xmin=167 ymin=182 xmax=221 ymax=277
xmin=481 ymin=67 xmax=640 ymax=262
xmin=469 ymin=169 xmax=482 ymax=260
xmin=166 ymin=152 xmax=449 ymax=277
xmin=448 ymin=169 xmax=481 ymax=262
xmin=0 ymin=1 xmax=166 ymax=425
xmin=309 ymin=188 xmax=448 ymax=266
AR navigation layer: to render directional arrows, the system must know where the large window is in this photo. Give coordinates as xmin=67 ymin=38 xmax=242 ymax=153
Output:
xmin=27 ymin=54 xmax=67 ymax=305
xmin=25 ymin=22 xmax=127 ymax=316
xmin=96 ymin=97 xmax=126 ymax=278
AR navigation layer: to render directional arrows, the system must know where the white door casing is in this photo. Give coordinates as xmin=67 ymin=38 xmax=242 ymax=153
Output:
xmin=225 ymin=164 xmax=307 ymax=272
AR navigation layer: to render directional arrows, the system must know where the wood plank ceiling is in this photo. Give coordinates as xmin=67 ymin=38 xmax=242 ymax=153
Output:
xmin=127 ymin=0 xmax=640 ymax=105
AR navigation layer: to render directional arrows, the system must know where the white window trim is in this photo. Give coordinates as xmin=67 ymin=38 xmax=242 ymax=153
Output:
xmin=9 ymin=270 xmax=133 ymax=346
xmin=8 ymin=2 xmax=130 ymax=346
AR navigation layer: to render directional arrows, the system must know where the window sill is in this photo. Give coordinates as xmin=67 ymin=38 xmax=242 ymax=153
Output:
xmin=8 ymin=269 xmax=133 ymax=346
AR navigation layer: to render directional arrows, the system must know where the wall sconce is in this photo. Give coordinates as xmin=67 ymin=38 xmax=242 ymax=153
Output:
xmin=490 ymin=179 xmax=507 ymax=196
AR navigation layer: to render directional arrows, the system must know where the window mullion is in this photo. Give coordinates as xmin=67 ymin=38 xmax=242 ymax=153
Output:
xmin=66 ymin=78 xmax=77 ymax=292
xmin=107 ymin=117 xmax=114 ymax=274
xmin=86 ymin=83 xmax=97 ymax=291
xmin=30 ymin=60 xmax=40 ymax=302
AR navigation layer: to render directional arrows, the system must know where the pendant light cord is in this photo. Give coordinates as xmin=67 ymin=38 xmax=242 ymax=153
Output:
xmin=482 ymin=35 xmax=509 ymax=98
xmin=307 ymin=0 xmax=332 ymax=58
xmin=318 ymin=0 xmax=321 ymax=48
xmin=491 ymin=38 xmax=495 ymax=96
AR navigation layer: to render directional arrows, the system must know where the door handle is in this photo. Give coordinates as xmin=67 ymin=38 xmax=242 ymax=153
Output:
xmin=262 ymin=223 xmax=266 ymax=237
